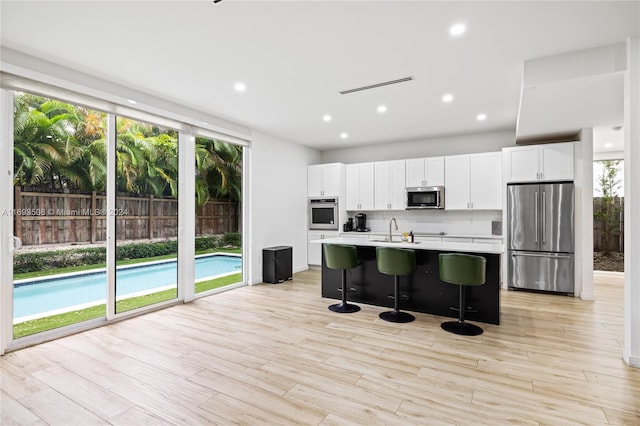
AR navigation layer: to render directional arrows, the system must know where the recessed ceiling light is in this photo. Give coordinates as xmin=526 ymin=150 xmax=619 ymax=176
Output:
xmin=234 ymin=82 xmax=246 ymax=92
xmin=604 ymin=142 xmax=614 ymax=148
xmin=476 ymin=113 xmax=487 ymax=121
xmin=127 ymin=99 xmax=137 ymax=105
xmin=449 ymin=23 xmax=466 ymax=36
xmin=322 ymin=114 xmax=332 ymax=122
xmin=340 ymin=132 xmax=348 ymax=139
xmin=442 ymin=94 xmax=454 ymax=103
xmin=377 ymin=105 xmax=387 ymax=113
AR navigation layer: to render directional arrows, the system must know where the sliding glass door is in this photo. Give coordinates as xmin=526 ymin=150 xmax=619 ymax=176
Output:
xmin=114 ymin=117 xmax=179 ymax=313
xmin=11 ymin=92 xmax=108 ymax=338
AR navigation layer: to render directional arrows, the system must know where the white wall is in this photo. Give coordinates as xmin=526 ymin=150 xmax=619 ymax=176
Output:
xmin=249 ymin=131 xmax=320 ymax=284
xmin=321 ymin=130 xmax=515 ymax=164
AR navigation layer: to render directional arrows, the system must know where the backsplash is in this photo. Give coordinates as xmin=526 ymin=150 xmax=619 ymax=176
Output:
xmin=347 ymin=210 xmax=502 ymax=236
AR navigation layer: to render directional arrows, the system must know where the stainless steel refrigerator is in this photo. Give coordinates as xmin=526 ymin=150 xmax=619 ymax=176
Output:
xmin=507 ymin=182 xmax=575 ymax=294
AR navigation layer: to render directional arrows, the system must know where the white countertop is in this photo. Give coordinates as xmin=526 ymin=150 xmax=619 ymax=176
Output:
xmin=339 ymin=231 xmax=503 ymax=239
xmin=312 ymin=237 xmax=504 ymax=254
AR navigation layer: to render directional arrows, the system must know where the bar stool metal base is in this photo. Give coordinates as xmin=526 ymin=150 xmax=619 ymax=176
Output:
xmin=379 ymin=310 xmax=415 ymax=323
xmin=441 ymin=320 xmax=483 ymax=336
xmin=328 ymin=302 xmax=361 ymax=313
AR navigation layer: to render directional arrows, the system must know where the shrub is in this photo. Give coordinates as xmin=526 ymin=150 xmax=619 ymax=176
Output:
xmin=221 ymin=232 xmax=241 ymax=247
xmin=195 ymin=236 xmax=221 ymax=251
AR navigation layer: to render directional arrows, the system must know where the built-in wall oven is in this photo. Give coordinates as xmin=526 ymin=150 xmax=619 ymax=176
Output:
xmin=308 ymin=198 xmax=339 ymax=230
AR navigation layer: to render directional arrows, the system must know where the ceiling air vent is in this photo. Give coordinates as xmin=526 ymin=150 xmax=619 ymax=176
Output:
xmin=339 ymin=76 xmax=414 ymax=95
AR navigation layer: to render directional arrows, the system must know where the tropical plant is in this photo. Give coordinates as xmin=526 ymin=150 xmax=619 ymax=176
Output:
xmin=14 ymin=93 xmax=241 ymax=204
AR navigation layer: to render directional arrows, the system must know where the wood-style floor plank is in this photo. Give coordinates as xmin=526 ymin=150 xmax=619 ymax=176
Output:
xmin=1 ymin=269 xmax=637 ymax=425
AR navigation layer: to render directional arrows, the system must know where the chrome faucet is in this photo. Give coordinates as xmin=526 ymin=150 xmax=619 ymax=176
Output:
xmin=389 ymin=217 xmax=398 ymax=242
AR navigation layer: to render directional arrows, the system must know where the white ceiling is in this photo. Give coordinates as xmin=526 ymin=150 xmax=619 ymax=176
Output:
xmin=1 ymin=1 xmax=638 ymax=151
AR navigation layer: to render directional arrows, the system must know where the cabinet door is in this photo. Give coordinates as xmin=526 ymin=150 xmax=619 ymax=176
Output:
xmin=345 ymin=164 xmax=360 ymax=210
xmin=425 ymin=156 xmax=445 ymax=186
xmin=307 ymin=165 xmax=324 ymax=197
xmin=307 ymin=231 xmax=323 ymax=265
xmin=470 ymin=152 xmax=502 ymax=210
xmin=540 ymin=142 xmax=574 ymax=181
xmin=389 ymin=160 xmax=406 ymax=209
xmin=359 ymin=163 xmax=375 ymax=210
xmin=405 ymin=158 xmax=425 ymax=187
xmin=444 ymin=155 xmax=470 ymax=210
xmin=504 ymin=146 xmax=539 ymax=183
xmin=322 ymin=163 xmax=342 ymax=196
xmin=374 ymin=162 xmax=391 ymax=210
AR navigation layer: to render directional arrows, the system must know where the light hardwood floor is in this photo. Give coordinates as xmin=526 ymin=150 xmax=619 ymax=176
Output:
xmin=2 ymin=270 xmax=639 ymax=425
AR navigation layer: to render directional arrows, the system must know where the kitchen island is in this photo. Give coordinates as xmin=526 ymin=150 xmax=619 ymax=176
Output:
xmin=315 ymin=237 xmax=504 ymax=324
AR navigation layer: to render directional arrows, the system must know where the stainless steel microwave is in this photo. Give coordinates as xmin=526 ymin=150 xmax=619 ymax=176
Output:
xmin=406 ymin=187 xmax=445 ymax=209
xmin=308 ymin=198 xmax=339 ymax=230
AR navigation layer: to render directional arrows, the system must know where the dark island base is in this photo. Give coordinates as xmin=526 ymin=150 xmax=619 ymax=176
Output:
xmin=321 ymin=246 xmax=501 ymax=325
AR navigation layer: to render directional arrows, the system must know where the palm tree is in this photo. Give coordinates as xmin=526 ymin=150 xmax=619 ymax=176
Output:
xmin=195 ymin=138 xmax=242 ymax=207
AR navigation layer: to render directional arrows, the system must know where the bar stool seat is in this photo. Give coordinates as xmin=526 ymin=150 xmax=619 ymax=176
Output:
xmin=376 ymin=247 xmax=416 ymax=323
xmin=439 ymin=253 xmax=486 ymax=336
xmin=324 ymin=244 xmax=361 ymax=313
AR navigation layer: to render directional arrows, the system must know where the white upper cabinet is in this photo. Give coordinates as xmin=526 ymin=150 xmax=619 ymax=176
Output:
xmin=540 ymin=143 xmax=574 ymax=181
xmin=346 ymin=163 xmax=374 ymax=211
xmin=444 ymin=155 xmax=470 ymax=210
xmin=469 ymin=152 xmax=503 ymax=210
xmin=503 ymin=142 xmax=574 ymax=183
xmin=405 ymin=156 xmax=444 ymax=187
xmin=307 ymin=163 xmax=345 ymax=197
xmin=374 ymin=160 xmax=406 ymax=210
xmin=445 ymin=152 xmax=502 ymax=210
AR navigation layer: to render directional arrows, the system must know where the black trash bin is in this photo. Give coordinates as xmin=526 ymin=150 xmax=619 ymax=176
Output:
xmin=263 ymin=246 xmax=292 ymax=283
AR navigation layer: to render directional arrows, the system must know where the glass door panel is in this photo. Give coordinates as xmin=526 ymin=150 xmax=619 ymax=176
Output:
xmin=194 ymin=137 xmax=243 ymax=294
xmin=12 ymin=92 xmax=107 ymax=338
xmin=115 ymin=117 xmax=178 ymax=312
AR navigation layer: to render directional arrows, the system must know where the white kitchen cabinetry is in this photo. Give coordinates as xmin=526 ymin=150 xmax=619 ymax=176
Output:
xmin=374 ymin=160 xmax=406 ymax=210
xmin=445 ymin=152 xmax=502 ymax=210
xmin=503 ymin=142 xmax=574 ymax=183
xmin=473 ymin=238 xmax=502 ymax=244
xmin=405 ymin=157 xmax=444 ymax=187
xmin=308 ymin=231 xmax=338 ymax=265
xmin=346 ymin=163 xmax=374 ymax=211
xmin=442 ymin=237 xmax=474 ymax=243
xmin=307 ymin=163 xmax=345 ymax=197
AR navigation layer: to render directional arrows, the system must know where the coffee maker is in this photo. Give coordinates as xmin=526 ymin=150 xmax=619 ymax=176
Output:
xmin=354 ymin=213 xmax=368 ymax=232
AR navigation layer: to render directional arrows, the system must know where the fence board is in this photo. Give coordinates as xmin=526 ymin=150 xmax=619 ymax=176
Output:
xmin=13 ymin=189 xmax=239 ymax=246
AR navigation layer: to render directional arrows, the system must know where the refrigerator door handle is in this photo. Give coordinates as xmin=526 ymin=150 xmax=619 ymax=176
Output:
xmin=534 ymin=191 xmax=539 ymax=243
xmin=542 ymin=191 xmax=546 ymax=244
xmin=511 ymin=252 xmax=573 ymax=259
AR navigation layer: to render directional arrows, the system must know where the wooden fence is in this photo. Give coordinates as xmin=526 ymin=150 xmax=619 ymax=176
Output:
xmin=13 ymin=188 xmax=239 ymax=246
xmin=593 ymin=196 xmax=624 ymax=253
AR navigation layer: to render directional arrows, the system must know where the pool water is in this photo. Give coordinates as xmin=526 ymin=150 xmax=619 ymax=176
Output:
xmin=13 ymin=254 xmax=242 ymax=320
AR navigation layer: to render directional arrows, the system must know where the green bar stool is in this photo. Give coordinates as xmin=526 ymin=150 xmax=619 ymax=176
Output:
xmin=324 ymin=244 xmax=361 ymax=313
xmin=439 ymin=253 xmax=487 ymax=336
xmin=376 ymin=247 xmax=416 ymax=323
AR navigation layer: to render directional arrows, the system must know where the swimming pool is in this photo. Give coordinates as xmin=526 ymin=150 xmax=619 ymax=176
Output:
xmin=13 ymin=254 xmax=242 ymax=321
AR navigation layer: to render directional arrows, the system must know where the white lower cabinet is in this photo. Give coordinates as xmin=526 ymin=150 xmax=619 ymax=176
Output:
xmin=442 ymin=237 xmax=474 ymax=243
xmin=308 ymin=231 xmax=338 ymax=265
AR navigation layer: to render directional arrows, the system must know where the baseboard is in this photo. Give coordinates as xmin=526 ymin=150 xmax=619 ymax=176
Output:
xmin=593 ymin=270 xmax=624 ymax=277
xmin=623 ymin=349 xmax=640 ymax=368
xmin=579 ymin=291 xmax=594 ymax=301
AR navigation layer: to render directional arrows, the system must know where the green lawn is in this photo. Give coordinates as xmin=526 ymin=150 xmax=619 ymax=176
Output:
xmin=13 ymin=250 xmax=242 ymax=339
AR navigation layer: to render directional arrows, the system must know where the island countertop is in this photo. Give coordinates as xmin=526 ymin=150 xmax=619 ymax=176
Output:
xmin=312 ymin=236 xmax=504 ymax=254
xmin=316 ymin=237 xmax=502 ymax=325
